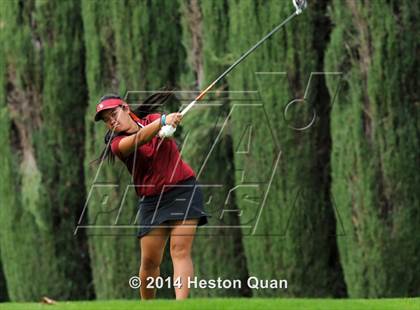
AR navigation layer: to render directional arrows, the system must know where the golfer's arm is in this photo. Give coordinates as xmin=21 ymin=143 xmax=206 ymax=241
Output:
xmin=117 ymin=118 xmax=162 ymax=157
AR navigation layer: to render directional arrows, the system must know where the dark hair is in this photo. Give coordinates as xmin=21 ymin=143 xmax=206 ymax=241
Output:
xmin=90 ymin=90 xmax=174 ymax=166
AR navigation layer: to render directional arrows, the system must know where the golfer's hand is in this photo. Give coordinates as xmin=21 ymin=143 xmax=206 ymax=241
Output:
xmin=165 ymin=113 xmax=183 ymax=127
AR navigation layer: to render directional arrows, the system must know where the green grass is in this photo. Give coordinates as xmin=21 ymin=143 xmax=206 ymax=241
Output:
xmin=1 ymin=298 xmax=419 ymax=310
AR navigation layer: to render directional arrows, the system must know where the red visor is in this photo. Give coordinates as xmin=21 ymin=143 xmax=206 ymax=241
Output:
xmin=94 ymin=98 xmax=127 ymax=121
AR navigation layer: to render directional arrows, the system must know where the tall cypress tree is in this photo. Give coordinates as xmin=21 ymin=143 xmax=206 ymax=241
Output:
xmin=82 ymin=0 xmax=185 ymax=299
xmin=0 ymin=0 xmax=91 ymax=301
xmin=179 ymin=0 xmax=251 ymax=297
xmin=325 ymin=0 xmax=420 ymax=297
xmin=227 ymin=0 xmax=345 ymax=296
xmin=0 ymin=39 xmax=10 ymax=304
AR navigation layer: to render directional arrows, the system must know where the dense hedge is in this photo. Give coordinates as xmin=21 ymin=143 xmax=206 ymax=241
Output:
xmin=179 ymin=0 xmax=251 ymax=297
xmin=325 ymin=0 xmax=420 ymax=297
xmin=0 ymin=0 xmax=418 ymax=301
xmin=0 ymin=0 xmax=90 ymax=301
xmin=226 ymin=0 xmax=345 ymax=297
xmin=81 ymin=0 xmax=184 ymax=299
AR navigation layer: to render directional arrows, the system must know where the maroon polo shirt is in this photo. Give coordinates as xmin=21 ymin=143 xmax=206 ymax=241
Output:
xmin=110 ymin=113 xmax=195 ymax=197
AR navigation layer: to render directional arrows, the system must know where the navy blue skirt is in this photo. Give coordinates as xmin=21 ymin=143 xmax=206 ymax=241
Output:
xmin=137 ymin=177 xmax=210 ymax=238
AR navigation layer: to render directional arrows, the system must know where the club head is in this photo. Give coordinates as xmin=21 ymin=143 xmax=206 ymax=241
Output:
xmin=293 ymin=0 xmax=307 ymax=14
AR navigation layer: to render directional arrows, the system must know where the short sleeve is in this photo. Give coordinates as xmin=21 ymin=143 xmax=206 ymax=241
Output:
xmin=147 ymin=113 xmax=161 ymax=123
xmin=110 ymin=136 xmax=125 ymax=160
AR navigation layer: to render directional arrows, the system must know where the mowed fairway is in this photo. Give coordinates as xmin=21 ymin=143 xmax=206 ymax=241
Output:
xmin=1 ymin=298 xmax=419 ymax=310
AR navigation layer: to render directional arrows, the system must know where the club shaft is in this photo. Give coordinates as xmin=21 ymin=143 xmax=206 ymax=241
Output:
xmin=181 ymin=11 xmax=298 ymax=116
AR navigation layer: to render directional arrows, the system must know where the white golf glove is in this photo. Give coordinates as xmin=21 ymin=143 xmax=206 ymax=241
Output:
xmin=158 ymin=124 xmax=177 ymax=138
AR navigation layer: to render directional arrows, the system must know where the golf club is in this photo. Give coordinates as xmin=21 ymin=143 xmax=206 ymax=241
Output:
xmin=159 ymin=0 xmax=307 ymax=138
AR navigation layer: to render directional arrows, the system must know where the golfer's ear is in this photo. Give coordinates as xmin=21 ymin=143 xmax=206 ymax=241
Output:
xmin=122 ymin=104 xmax=130 ymax=112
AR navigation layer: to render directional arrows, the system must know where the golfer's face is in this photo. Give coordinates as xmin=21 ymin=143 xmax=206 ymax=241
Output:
xmin=102 ymin=107 xmax=129 ymax=132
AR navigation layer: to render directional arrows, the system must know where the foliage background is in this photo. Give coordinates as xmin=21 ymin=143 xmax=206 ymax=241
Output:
xmin=0 ymin=0 xmax=418 ymax=301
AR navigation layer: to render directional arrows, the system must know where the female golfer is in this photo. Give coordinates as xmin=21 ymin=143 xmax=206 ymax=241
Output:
xmin=93 ymin=92 xmax=209 ymax=300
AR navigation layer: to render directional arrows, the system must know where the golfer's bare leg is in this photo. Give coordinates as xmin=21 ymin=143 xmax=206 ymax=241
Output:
xmin=139 ymin=226 xmax=170 ymax=300
xmin=169 ymin=219 xmax=198 ymax=300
